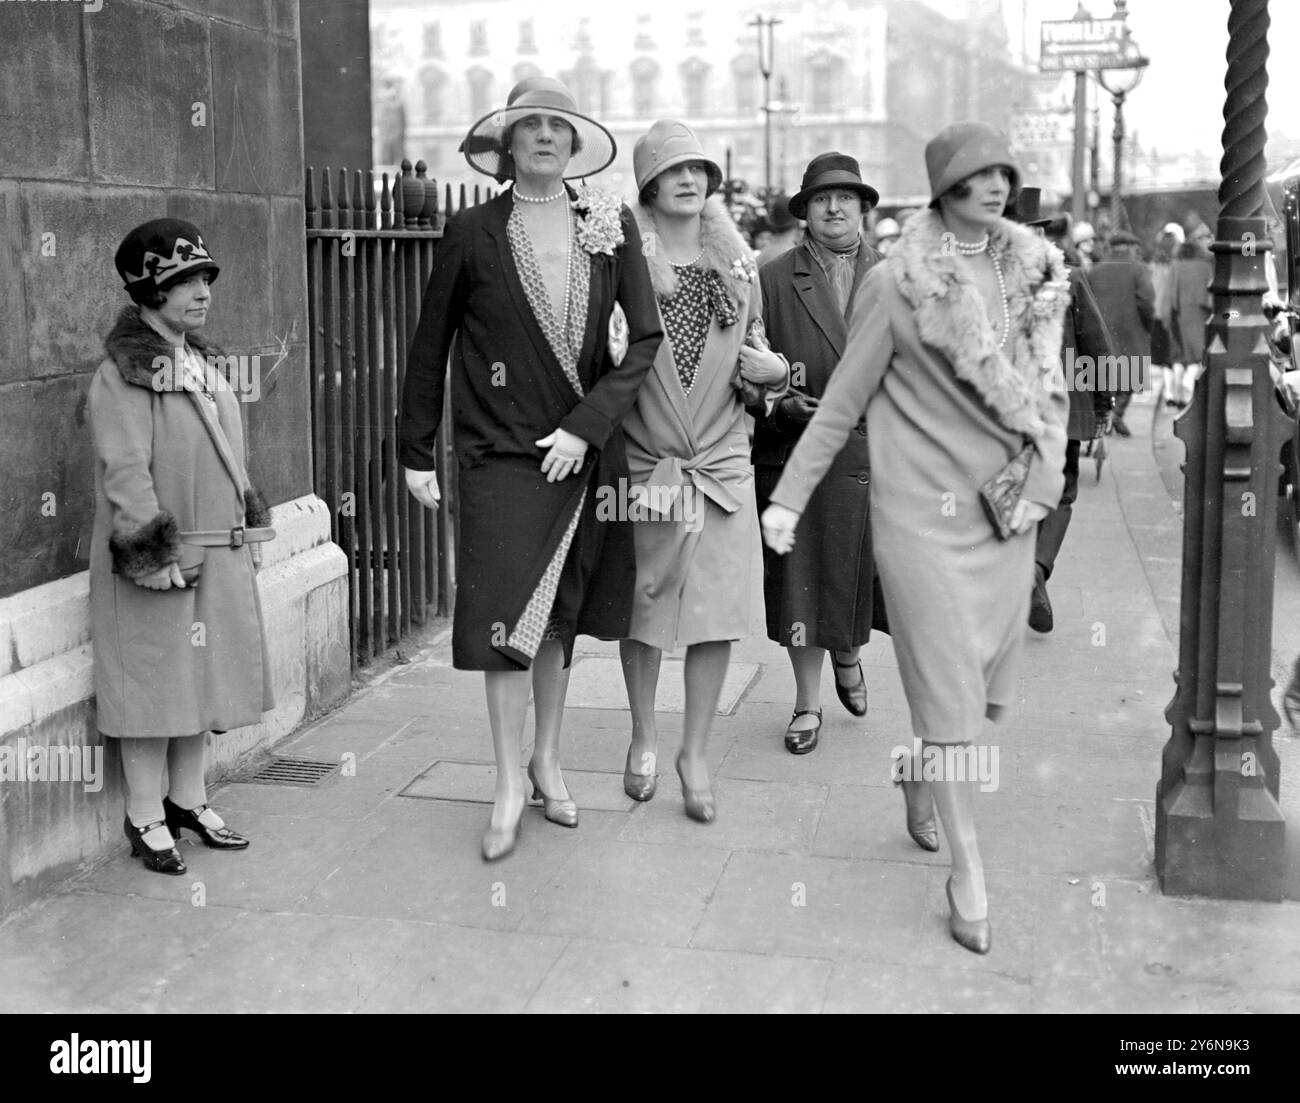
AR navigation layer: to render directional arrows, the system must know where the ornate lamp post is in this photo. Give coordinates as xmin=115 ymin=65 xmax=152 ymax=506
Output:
xmin=750 ymin=13 xmax=781 ymax=199
xmin=1155 ymin=0 xmax=1290 ymax=900
xmin=1095 ymin=2 xmax=1148 ymax=229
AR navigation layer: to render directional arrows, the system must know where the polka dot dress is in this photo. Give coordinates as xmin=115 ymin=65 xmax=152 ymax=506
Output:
xmin=661 ymin=263 xmax=713 ymax=394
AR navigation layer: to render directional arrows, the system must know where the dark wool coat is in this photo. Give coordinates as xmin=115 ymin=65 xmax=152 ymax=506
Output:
xmin=771 ymin=210 xmax=1069 ymax=745
xmin=88 ymin=307 xmax=274 ymax=737
xmin=1171 ymin=245 xmax=1214 ymax=364
xmin=398 ymin=188 xmax=663 ymax=670
xmin=754 ymin=239 xmax=885 ymax=649
xmin=1062 ymin=266 xmax=1115 ymax=440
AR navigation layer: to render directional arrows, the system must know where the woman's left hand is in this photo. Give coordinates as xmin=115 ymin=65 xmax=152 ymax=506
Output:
xmin=738 ymin=345 xmax=787 ymax=387
xmin=1011 ymin=499 xmax=1050 ymax=534
xmin=536 ymin=428 xmax=589 ymax=483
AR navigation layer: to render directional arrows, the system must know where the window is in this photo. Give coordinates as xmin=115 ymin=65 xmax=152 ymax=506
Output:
xmin=513 ymin=61 xmax=542 ymax=85
xmin=518 ymin=19 xmax=536 ymax=54
xmin=681 ymin=58 xmax=709 ymax=117
xmin=634 ymin=15 xmax=654 ymax=51
xmin=467 ymin=68 xmax=493 ymax=120
xmin=807 ymin=51 xmax=842 ymax=115
xmin=422 ymin=22 xmax=442 ymax=58
xmin=731 ymin=57 xmax=757 ymax=116
xmin=631 ymin=58 xmax=659 ymax=117
xmin=469 ymin=21 xmax=488 ymax=57
xmin=420 ymin=68 xmax=445 ymax=123
xmin=562 ymin=55 xmax=606 ymax=115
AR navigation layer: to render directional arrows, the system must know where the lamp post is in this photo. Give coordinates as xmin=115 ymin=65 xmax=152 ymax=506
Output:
xmin=1155 ymin=0 xmax=1289 ymax=901
xmin=750 ymin=13 xmax=781 ymax=199
xmin=1095 ymin=2 xmax=1148 ymax=230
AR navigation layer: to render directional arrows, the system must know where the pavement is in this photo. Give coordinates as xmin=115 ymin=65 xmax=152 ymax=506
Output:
xmin=3 ymin=388 xmax=1300 ymax=1014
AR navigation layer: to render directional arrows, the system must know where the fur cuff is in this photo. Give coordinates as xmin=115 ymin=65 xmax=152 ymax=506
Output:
xmin=110 ymin=511 xmax=180 ymax=579
xmin=244 ymin=486 xmax=272 ymax=528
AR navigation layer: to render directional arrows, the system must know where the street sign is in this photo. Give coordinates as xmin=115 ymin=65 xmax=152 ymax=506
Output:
xmin=1010 ymin=111 xmax=1074 ymax=148
xmin=1040 ymin=17 xmax=1145 ymax=71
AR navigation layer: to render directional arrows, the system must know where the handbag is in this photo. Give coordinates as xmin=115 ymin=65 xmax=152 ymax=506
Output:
xmin=978 ymin=441 xmax=1035 ymax=541
xmin=731 ymin=316 xmax=771 ymax=407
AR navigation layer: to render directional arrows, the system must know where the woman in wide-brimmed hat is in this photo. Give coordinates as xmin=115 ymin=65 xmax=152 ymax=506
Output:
xmin=616 ymin=119 xmax=788 ymax=822
xmin=761 ymin=122 xmax=1070 ymax=953
xmin=89 ymin=218 xmax=274 ymax=875
xmin=399 ymin=77 xmax=663 ymax=861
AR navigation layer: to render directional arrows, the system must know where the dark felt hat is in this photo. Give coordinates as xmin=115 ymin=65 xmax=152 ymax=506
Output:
xmin=925 ymin=121 xmax=1021 ymax=205
xmin=115 ymin=219 xmax=220 ymax=304
xmin=789 ymin=153 xmax=879 ymax=219
xmin=1108 ymin=229 xmax=1141 ymax=247
xmin=767 ymin=195 xmax=799 ymax=232
xmin=1008 ymin=186 xmax=1051 ymax=227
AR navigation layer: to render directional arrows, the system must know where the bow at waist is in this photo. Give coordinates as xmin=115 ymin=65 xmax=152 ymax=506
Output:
xmin=638 ymin=451 xmax=750 ymax=516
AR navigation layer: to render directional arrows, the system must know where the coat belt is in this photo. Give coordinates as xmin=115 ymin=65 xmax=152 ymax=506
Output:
xmin=644 ymin=454 xmax=746 ymax=515
xmin=179 ymin=526 xmax=276 ymax=549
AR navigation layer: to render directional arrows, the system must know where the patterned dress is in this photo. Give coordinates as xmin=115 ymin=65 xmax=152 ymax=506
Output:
xmin=504 ymin=206 xmax=591 ymax=659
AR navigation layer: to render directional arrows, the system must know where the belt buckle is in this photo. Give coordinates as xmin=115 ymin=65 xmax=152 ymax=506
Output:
xmin=229 ymin=526 xmax=245 ymax=549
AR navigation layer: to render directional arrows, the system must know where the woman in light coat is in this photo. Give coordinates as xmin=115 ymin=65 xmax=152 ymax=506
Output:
xmin=90 ymin=219 xmax=274 ymax=875
xmin=762 ymin=123 xmax=1070 ymax=952
xmin=619 ymin=120 xmax=787 ymax=821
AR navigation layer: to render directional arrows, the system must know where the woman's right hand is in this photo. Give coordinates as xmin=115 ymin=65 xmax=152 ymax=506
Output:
xmin=761 ymin=504 xmax=801 ymax=555
xmin=404 ymin=466 xmax=442 ymax=510
xmin=135 ymin=563 xmax=186 ymax=590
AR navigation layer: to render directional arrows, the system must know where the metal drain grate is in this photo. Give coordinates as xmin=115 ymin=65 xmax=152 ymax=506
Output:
xmin=243 ymin=756 xmax=339 ymax=787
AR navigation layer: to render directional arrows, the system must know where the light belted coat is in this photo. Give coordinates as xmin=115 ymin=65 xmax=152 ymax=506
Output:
xmin=88 ymin=306 xmax=274 ymax=737
xmin=622 ymin=197 xmax=782 ymax=649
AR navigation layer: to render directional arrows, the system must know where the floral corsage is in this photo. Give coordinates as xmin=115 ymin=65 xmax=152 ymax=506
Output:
xmin=571 ymin=183 xmax=625 ymax=256
xmin=730 ymin=256 xmax=758 ymax=284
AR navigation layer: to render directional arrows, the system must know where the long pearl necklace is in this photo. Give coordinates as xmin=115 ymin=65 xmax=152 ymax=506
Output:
xmin=514 ymin=186 xmax=566 ymax=204
xmin=989 ymin=248 xmax=1011 ymax=348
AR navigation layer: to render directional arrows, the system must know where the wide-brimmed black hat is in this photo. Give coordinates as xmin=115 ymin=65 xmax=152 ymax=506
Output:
xmin=1008 ymin=186 xmax=1051 ymax=227
xmin=789 ymin=153 xmax=879 ymax=219
xmin=115 ymin=219 xmax=220 ymax=304
xmin=459 ymin=76 xmax=615 ymax=181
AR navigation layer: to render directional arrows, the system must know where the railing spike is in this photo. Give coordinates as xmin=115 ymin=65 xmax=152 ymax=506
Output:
xmin=321 ymin=166 xmax=334 ymax=229
xmin=337 ymin=167 xmax=350 ymax=230
xmin=380 ymin=172 xmax=392 ymax=230
xmin=305 ymin=166 xmax=317 ymax=229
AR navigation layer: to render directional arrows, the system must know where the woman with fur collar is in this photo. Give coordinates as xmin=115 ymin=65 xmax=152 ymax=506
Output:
xmin=89 ymin=219 xmax=273 ymax=876
xmin=617 ymin=120 xmax=788 ymax=822
xmin=762 ymin=123 xmax=1071 ymax=953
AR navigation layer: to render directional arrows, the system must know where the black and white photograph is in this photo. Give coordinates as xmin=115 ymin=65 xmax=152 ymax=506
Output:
xmin=1 ymin=0 xmax=1298 ymax=1049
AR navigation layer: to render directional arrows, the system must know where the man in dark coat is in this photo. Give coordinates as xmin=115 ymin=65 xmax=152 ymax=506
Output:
xmin=753 ymin=151 xmax=884 ymax=754
xmin=1087 ymin=229 xmax=1154 ymax=436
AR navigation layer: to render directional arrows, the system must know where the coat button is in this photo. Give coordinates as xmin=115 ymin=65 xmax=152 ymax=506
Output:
xmin=857 ymin=471 xmax=870 ymax=484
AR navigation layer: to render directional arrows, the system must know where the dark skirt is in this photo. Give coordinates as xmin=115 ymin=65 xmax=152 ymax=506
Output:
xmin=1151 ymin=319 xmax=1173 ymax=367
xmin=754 ymin=431 xmax=883 ymax=650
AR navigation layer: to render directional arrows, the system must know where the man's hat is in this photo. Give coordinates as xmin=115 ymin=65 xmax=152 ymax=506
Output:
xmin=767 ymin=195 xmax=799 ymax=233
xmin=1108 ymin=229 xmax=1141 ymax=247
xmin=115 ymin=219 xmax=219 ymax=303
xmin=789 ymin=152 xmax=879 ymax=219
xmin=460 ymin=76 xmax=616 ymax=181
xmin=1008 ymin=186 xmax=1051 ymax=227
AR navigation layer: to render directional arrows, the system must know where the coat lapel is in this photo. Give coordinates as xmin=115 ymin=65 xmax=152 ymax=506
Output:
xmin=792 ymin=245 xmax=848 ymax=357
xmin=185 ymin=364 xmax=247 ymax=503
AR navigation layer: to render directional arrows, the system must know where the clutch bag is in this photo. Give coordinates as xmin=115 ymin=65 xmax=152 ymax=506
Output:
xmin=732 ymin=316 xmax=770 ymax=406
xmin=978 ymin=442 xmax=1035 ymax=541
xmin=608 ymin=302 xmax=629 ymax=366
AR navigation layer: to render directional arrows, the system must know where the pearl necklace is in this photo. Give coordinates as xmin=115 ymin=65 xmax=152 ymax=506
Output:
xmin=514 ymin=187 xmax=567 ymax=204
xmin=954 ymin=235 xmax=990 ymax=255
xmin=671 ymin=245 xmax=706 ymax=268
xmin=989 ymin=248 xmax=1011 ymax=348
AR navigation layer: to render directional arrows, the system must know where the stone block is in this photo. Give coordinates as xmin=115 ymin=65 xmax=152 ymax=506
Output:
xmin=210 ymin=24 xmax=303 ymax=197
xmin=0 ymin=184 xmax=28 ymax=381
xmin=84 ymin=2 xmax=214 ymax=188
xmin=175 ymin=0 xmax=268 ymax=30
xmin=0 ymin=375 xmax=96 ymax=598
xmin=304 ymin=573 xmax=350 ymax=715
xmin=0 ymin=8 xmax=89 ymax=179
xmin=270 ymin=0 xmax=299 ymax=38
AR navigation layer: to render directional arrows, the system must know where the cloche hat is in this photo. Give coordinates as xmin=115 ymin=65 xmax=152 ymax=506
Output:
xmin=115 ymin=219 xmax=219 ymax=304
xmin=789 ymin=152 xmax=879 ymax=219
xmin=460 ymin=76 xmax=616 ymax=182
xmin=633 ymin=119 xmax=722 ymax=196
xmin=925 ymin=121 xmax=1021 ymax=206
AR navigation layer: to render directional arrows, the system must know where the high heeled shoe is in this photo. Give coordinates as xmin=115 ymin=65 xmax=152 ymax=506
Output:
xmin=892 ymin=775 xmax=940 ymax=853
xmin=623 ymin=747 xmax=658 ymax=802
xmin=784 ymin=708 xmax=822 ymax=755
xmin=123 ymin=817 xmax=186 ymax=875
xmin=946 ymin=876 xmax=992 ymax=955
xmin=527 ymin=762 xmax=578 ymax=828
xmin=832 ymin=656 xmax=868 ymax=717
xmin=162 ymin=797 xmax=250 ymax=850
xmin=481 ymin=796 xmax=525 ymax=862
xmin=675 ymin=752 xmax=716 ymax=824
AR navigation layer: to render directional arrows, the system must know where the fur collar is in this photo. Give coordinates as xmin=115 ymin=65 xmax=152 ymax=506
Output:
xmin=104 ymin=304 xmax=224 ymax=389
xmin=890 ymin=208 xmax=1070 ymax=438
xmin=633 ymin=196 xmax=756 ymax=303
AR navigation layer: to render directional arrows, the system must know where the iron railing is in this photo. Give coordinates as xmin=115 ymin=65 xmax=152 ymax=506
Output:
xmin=305 ymin=158 xmax=493 ymax=666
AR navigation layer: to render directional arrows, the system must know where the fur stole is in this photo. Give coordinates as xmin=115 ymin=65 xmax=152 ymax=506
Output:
xmin=632 ymin=196 xmax=758 ymax=311
xmin=891 ymin=208 xmax=1070 ymax=439
xmin=104 ymin=304 xmax=225 ymax=390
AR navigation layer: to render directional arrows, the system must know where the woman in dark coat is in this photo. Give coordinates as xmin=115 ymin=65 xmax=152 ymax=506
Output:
xmin=762 ymin=124 xmax=1070 ymax=953
xmin=753 ymin=152 xmax=884 ymax=756
xmin=399 ymin=77 xmax=662 ymax=861
xmin=89 ymin=219 xmax=274 ymax=875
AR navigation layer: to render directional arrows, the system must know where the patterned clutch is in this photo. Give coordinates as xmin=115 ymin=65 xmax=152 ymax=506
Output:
xmin=732 ymin=316 xmax=770 ymax=406
xmin=978 ymin=442 xmax=1035 ymax=541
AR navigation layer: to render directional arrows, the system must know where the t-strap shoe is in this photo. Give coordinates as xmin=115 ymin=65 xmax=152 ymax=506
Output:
xmin=124 ymin=817 xmax=186 ymax=875
xmin=784 ymin=708 xmax=823 ymax=755
xmin=163 ymin=798 xmax=250 ymax=850
xmin=832 ymin=656 xmax=868 ymax=717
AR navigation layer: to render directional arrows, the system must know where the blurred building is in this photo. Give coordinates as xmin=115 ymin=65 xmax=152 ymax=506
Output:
xmin=370 ymin=0 xmax=1040 ymax=206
